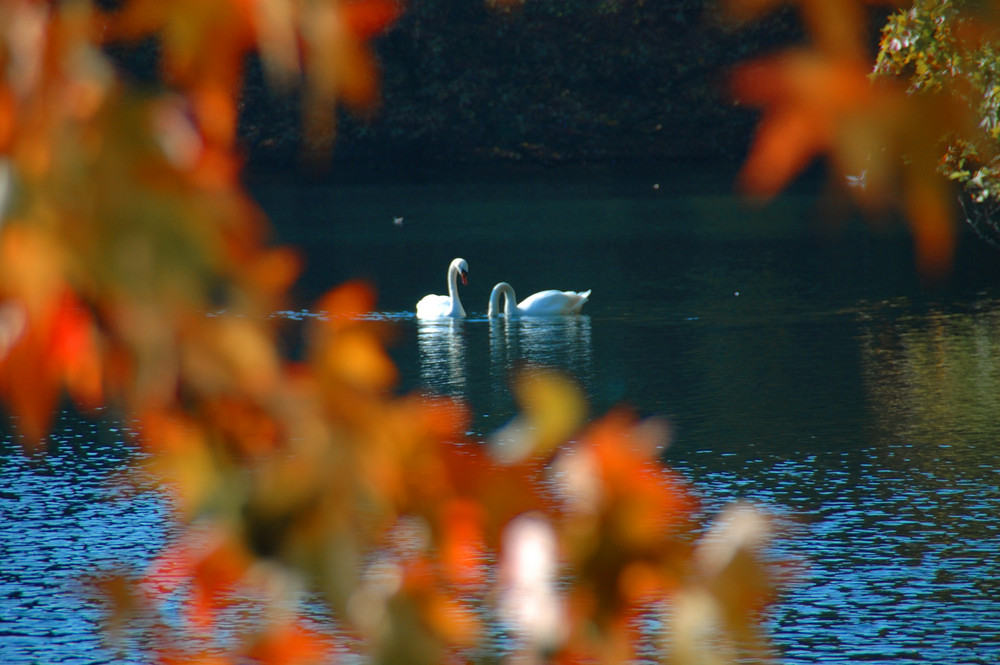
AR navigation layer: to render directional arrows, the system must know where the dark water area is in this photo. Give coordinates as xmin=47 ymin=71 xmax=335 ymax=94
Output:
xmin=4 ymin=166 xmax=1000 ymax=663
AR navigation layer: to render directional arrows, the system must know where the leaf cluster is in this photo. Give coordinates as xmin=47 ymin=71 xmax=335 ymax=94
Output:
xmin=874 ymin=0 xmax=1000 ymax=208
xmin=727 ymin=0 xmax=1000 ymax=276
xmin=0 ymin=2 xmax=782 ymax=665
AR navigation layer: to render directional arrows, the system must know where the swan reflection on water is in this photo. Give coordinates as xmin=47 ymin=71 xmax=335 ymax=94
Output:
xmin=417 ymin=315 xmax=594 ymax=400
xmin=417 ymin=317 xmax=468 ymax=397
xmin=489 ymin=314 xmax=593 ymax=379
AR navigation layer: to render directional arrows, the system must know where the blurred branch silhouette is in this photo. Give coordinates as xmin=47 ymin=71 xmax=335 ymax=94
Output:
xmin=0 ymin=2 xmax=782 ymax=665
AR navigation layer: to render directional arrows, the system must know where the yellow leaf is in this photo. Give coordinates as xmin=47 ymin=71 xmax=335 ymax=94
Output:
xmin=491 ymin=368 xmax=585 ymax=462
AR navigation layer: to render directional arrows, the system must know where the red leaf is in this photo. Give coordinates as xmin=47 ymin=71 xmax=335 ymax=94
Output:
xmin=731 ymin=51 xmax=874 ymax=198
xmin=245 ymin=622 xmax=331 ymax=665
xmin=317 ymin=280 xmax=376 ymax=324
xmin=440 ymin=499 xmax=487 ymax=586
xmin=0 ymin=290 xmax=102 ymax=445
xmin=340 ymin=0 xmax=403 ymax=40
xmin=50 ymin=292 xmax=103 ymax=410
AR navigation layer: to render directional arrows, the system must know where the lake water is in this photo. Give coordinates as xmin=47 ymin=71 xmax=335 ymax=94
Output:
xmin=4 ymin=167 xmax=1000 ymax=663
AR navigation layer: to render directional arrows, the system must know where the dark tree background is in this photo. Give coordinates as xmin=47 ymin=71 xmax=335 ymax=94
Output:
xmin=238 ymin=0 xmax=803 ymax=174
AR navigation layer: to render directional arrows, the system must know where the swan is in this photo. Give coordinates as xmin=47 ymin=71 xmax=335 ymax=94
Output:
xmin=416 ymin=258 xmax=470 ymax=318
xmin=488 ymin=282 xmax=591 ymax=317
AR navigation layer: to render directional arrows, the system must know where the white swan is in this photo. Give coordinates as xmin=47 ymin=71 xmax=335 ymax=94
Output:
xmin=488 ymin=282 xmax=591 ymax=317
xmin=416 ymin=258 xmax=469 ymax=318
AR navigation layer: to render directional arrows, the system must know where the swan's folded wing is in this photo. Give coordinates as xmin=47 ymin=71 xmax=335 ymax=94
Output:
xmin=416 ymin=294 xmax=451 ymax=318
xmin=519 ymin=289 xmax=590 ymax=316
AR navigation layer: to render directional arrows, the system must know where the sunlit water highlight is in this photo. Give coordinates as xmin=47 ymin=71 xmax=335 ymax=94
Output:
xmin=4 ymin=171 xmax=1000 ymax=663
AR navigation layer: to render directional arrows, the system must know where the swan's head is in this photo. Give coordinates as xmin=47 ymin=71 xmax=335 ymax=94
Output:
xmin=451 ymin=258 xmax=469 ymax=286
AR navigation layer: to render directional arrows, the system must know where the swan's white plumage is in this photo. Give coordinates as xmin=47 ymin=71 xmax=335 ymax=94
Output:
xmin=488 ymin=282 xmax=590 ymax=317
xmin=416 ymin=258 xmax=469 ymax=318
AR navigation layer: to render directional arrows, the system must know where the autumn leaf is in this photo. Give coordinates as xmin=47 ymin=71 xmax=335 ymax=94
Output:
xmin=298 ymin=0 xmax=402 ymax=163
xmin=241 ymin=247 xmax=302 ymax=307
xmin=341 ymin=0 xmax=404 ymax=40
xmin=731 ymin=50 xmax=876 ymax=198
xmin=731 ymin=45 xmax=976 ymax=276
xmin=489 ymin=367 xmax=586 ymax=462
xmin=183 ymin=315 xmax=282 ymax=398
xmin=438 ymin=499 xmax=487 ymax=587
xmin=312 ymin=282 xmax=398 ymax=394
xmin=583 ymin=410 xmax=696 ymax=546
xmin=0 ymin=2 xmax=792 ymax=664
xmin=904 ymin=169 xmax=955 ymax=279
xmin=50 ymin=292 xmax=104 ymax=410
xmin=317 ymin=280 xmax=378 ymax=328
xmin=103 ymin=1 xmax=253 ymax=149
xmin=245 ymin=622 xmax=332 ymax=665
xmin=438 ymin=443 xmax=553 ymax=543
xmin=0 ymin=286 xmax=102 ymax=446
xmin=137 ymin=410 xmax=221 ymax=516
xmin=189 ymin=535 xmax=253 ymax=631
xmin=0 ymin=86 xmax=15 ymax=152
xmin=304 ymin=0 xmax=403 ymax=109
xmin=249 ymin=0 xmax=302 ymax=88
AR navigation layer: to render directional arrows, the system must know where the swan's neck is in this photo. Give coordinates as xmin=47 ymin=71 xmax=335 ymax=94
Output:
xmin=448 ymin=264 xmax=465 ymax=316
xmin=488 ymin=282 xmax=517 ymax=317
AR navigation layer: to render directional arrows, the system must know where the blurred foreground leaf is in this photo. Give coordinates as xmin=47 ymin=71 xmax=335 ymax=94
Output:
xmin=727 ymin=0 xmax=990 ymax=277
xmin=0 ymin=2 xmax=787 ymax=664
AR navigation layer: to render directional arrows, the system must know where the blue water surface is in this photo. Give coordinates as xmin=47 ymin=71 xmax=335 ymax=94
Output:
xmin=3 ymin=168 xmax=1000 ymax=663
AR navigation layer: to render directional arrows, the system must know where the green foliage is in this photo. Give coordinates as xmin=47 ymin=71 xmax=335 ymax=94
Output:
xmin=874 ymin=0 xmax=1000 ymax=205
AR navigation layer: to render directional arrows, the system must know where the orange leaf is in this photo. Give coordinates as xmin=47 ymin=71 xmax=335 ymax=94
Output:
xmin=422 ymin=593 xmax=481 ymax=647
xmin=619 ymin=561 xmax=665 ymax=603
xmin=0 ymin=325 xmax=59 ymax=447
xmin=191 ymin=82 xmax=239 ymax=147
xmin=322 ymin=328 xmax=398 ymax=392
xmin=190 ymin=144 xmax=242 ymax=189
xmin=188 ymin=537 xmax=252 ymax=630
xmin=0 ymin=86 xmax=15 ymax=151
xmin=410 ymin=395 xmax=469 ymax=443
xmin=142 ymin=529 xmax=214 ymax=597
xmin=340 ymin=0 xmax=403 ymax=40
xmin=737 ymin=107 xmax=828 ymax=198
xmin=904 ymin=172 xmax=955 ymax=280
xmin=585 ymin=410 xmax=696 ymax=533
xmin=317 ymin=280 xmax=377 ymax=325
xmin=0 ymin=226 xmax=65 ymax=317
xmin=731 ymin=51 xmax=874 ymax=198
xmin=246 ymin=622 xmax=331 ymax=665
xmin=50 ymin=293 xmax=103 ymax=410
xmin=250 ymin=0 xmax=301 ymax=85
xmin=0 ymin=288 xmax=103 ymax=445
xmin=244 ymin=247 xmax=301 ymax=303
xmin=334 ymin=46 xmax=381 ymax=110
xmin=440 ymin=499 xmax=487 ymax=586
xmin=103 ymin=0 xmax=168 ymax=41
xmin=301 ymin=1 xmax=387 ymax=112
